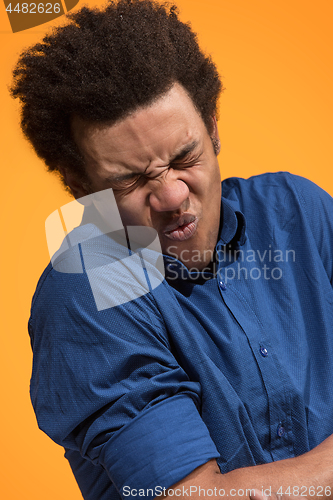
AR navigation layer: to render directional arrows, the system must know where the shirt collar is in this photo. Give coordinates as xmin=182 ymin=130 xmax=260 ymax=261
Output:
xmin=219 ymin=197 xmax=247 ymax=247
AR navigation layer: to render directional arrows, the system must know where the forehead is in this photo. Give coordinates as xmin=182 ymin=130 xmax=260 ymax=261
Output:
xmin=71 ymin=83 xmax=207 ymax=172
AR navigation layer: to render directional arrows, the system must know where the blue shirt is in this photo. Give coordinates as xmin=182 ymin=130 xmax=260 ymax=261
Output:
xmin=28 ymin=172 xmax=333 ymax=500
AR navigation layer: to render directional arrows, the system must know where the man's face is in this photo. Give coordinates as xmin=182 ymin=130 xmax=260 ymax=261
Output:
xmin=71 ymin=83 xmax=222 ymax=270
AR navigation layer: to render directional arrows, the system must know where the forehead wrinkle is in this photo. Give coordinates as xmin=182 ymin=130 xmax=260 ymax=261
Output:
xmin=110 ymin=111 xmax=188 ymax=154
xmin=103 ymin=87 xmax=199 ymax=153
xmin=107 ymin=123 xmax=198 ymax=175
xmin=73 ymin=83 xmax=206 ymax=180
xmin=100 ymin=131 xmax=200 ymax=182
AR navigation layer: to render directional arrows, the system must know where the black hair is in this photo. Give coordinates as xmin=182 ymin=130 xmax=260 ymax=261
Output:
xmin=10 ymin=0 xmax=222 ymax=185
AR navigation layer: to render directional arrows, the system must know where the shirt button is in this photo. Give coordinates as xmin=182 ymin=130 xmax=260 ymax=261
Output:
xmin=277 ymin=424 xmax=285 ymax=437
xmin=219 ymin=281 xmax=227 ymax=291
xmin=260 ymin=346 xmax=268 ymax=357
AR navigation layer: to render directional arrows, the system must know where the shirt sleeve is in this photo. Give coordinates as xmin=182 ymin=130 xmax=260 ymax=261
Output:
xmin=29 ymin=256 xmax=219 ymax=499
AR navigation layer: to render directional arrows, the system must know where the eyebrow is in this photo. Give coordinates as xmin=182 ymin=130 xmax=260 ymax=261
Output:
xmin=170 ymin=140 xmax=199 ymax=163
xmin=106 ymin=140 xmax=200 ymax=184
xmin=108 ymin=172 xmax=139 ymax=183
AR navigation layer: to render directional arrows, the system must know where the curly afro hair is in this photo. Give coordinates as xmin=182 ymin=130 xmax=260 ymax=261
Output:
xmin=10 ymin=0 xmax=222 ymax=185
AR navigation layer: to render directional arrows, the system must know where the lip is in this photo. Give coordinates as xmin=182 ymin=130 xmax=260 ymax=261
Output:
xmin=163 ymin=215 xmax=198 ymax=241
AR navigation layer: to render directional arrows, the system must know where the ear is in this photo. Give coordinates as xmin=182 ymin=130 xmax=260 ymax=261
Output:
xmin=210 ymin=115 xmax=221 ymax=156
xmin=59 ymin=167 xmax=91 ymax=200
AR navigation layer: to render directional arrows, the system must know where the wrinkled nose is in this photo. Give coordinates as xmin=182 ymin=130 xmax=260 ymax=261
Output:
xmin=148 ymin=175 xmax=190 ymax=212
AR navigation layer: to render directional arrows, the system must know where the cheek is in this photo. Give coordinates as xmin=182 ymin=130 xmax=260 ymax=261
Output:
xmin=194 ymin=167 xmax=221 ymax=201
xmin=209 ymin=163 xmax=222 ymax=194
xmin=116 ymin=194 xmax=148 ymax=226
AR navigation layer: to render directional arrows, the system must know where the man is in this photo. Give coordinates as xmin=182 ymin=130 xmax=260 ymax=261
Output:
xmin=11 ymin=1 xmax=333 ymax=499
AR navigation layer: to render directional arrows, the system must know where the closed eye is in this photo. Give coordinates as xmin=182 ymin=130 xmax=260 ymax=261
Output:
xmin=107 ymin=150 xmax=202 ymax=193
xmin=110 ymin=175 xmax=145 ymax=195
xmin=170 ymin=152 xmax=202 ymax=169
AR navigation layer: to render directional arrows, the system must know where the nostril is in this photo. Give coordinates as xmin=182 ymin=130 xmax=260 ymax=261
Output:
xmin=149 ymin=181 xmax=189 ymax=212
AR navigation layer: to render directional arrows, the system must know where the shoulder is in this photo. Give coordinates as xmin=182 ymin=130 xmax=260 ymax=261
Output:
xmin=222 ymin=171 xmax=333 ymax=216
xmin=223 ymin=170 xmax=319 ymax=196
xmin=222 ymin=172 xmax=333 ymax=281
xmin=29 ymin=224 xmax=167 ymax=349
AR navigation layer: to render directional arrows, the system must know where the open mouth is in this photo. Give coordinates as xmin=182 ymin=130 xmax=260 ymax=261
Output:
xmin=163 ymin=216 xmax=198 ymax=241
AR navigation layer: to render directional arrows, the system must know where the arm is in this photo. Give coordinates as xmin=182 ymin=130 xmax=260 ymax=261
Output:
xmin=29 ymin=252 xmax=220 ymax=499
xmin=164 ymin=434 xmax=333 ymax=500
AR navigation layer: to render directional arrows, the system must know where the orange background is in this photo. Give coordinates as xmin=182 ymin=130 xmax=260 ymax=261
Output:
xmin=0 ymin=0 xmax=332 ymax=498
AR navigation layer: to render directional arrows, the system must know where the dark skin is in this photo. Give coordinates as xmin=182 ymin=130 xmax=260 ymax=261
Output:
xmin=163 ymin=435 xmax=333 ymax=500
xmin=64 ymin=83 xmax=222 ymax=271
